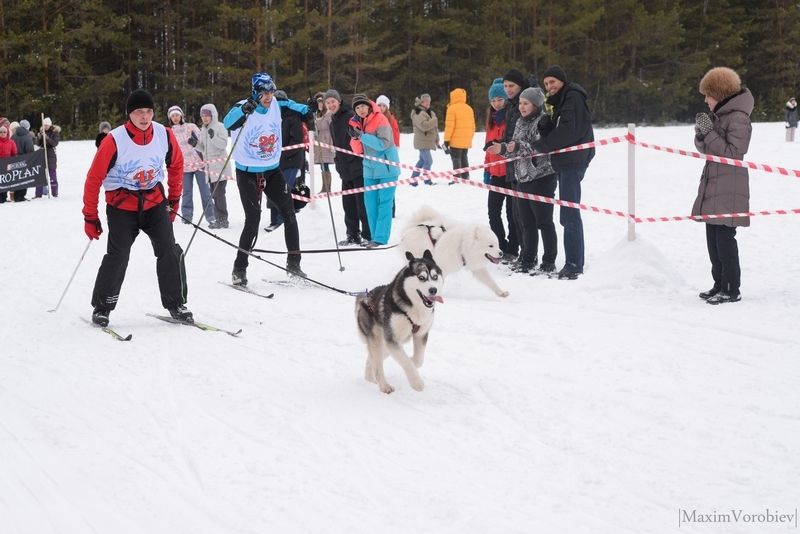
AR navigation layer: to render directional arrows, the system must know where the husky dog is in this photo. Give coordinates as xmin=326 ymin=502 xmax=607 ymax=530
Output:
xmin=400 ymin=206 xmax=509 ymax=297
xmin=355 ymin=250 xmax=444 ymax=394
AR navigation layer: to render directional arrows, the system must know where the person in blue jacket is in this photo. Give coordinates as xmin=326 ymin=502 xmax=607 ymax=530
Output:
xmin=347 ymin=94 xmax=401 ymax=246
xmin=223 ymin=72 xmax=312 ymax=285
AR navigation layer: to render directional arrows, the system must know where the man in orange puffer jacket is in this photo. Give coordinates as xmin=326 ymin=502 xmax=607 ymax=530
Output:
xmin=443 ymin=88 xmax=476 ymax=183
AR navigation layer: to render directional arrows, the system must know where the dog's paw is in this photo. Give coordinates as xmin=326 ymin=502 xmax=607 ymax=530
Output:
xmin=497 ymin=289 xmax=510 ymax=298
xmin=410 ymin=378 xmax=425 ymax=392
xmin=380 ymin=383 xmax=395 ymax=394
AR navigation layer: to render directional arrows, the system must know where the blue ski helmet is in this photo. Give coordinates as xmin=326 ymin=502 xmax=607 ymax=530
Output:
xmin=251 ymin=72 xmax=276 ymax=100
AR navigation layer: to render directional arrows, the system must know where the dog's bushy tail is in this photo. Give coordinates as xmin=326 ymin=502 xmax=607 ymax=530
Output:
xmin=402 ymin=205 xmax=452 ymax=232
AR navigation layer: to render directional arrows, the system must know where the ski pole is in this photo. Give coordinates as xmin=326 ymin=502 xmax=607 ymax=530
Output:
xmin=326 ymin=191 xmax=345 ymax=271
xmin=183 ymin=118 xmax=247 ymax=257
xmin=48 ymin=240 xmax=92 ymax=313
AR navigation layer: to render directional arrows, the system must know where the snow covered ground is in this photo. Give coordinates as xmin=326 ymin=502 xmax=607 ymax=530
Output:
xmin=1 ymin=123 xmax=798 ymax=533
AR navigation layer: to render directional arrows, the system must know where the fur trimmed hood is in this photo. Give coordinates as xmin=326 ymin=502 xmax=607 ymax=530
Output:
xmin=699 ymin=67 xmax=742 ymax=101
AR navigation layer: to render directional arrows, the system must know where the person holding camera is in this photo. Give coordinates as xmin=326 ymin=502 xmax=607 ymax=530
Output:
xmin=168 ymin=105 xmax=213 ymax=226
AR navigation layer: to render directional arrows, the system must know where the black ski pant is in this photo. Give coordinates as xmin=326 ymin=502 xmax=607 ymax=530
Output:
xmin=449 ymin=148 xmax=469 ymax=180
xmin=341 ymin=174 xmax=371 ymax=241
xmin=487 ymin=175 xmax=518 ymax=255
xmin=705 ymin=223 xmax=741 ymax=295
xmin=234 ymin=168 xmax=300 ymax=271
xmin=517 ymin=175 xmax=558 ymax=266
xmin=91 ymin=202 xmax=187 ymax=311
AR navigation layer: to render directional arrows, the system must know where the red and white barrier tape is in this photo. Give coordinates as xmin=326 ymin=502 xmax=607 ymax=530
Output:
xmin=632 ymin=136 xmax=800 ymax=178
xmin=198 ymin=128 xmax=800 ymax=222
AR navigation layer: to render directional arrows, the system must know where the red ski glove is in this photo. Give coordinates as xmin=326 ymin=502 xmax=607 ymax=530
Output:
xmin=168 ymin=199 xmax=180 ymax=222
xmin=84 ymin=218 xmax=103 ymax=240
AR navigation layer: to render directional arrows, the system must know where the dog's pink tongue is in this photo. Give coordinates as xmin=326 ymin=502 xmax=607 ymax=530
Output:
xmin=431 ymin=295 xmax=444 ymax=303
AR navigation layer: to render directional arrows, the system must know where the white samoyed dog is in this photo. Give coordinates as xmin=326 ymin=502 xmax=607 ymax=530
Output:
xmin=399 ymin=206 xmax=509 ymax=297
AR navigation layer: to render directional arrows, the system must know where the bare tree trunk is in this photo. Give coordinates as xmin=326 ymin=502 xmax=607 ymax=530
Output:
xmin=326 ymin=0 xmax=332 ymax=86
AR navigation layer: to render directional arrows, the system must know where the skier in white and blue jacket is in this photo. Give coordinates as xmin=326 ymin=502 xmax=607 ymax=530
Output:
xmin=223 ymin=72 xmax=313 ymax=285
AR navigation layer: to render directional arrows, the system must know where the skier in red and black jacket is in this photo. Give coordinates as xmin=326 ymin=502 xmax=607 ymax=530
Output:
xmin=83 ymin=88 xmax=192 ymax=327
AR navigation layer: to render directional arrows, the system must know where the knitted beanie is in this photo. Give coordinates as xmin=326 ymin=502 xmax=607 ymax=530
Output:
xmin=19 ymin=119 xmax=30 ymax=130
xmin=519 ymin=87 xmax=546 ymax=109
xmin=323 ymin=89 xmax=342 ymax=103
xmin=542 ymin=65 xmax=568 ymax=84
xmin=488 ymin=78 xmax=506 ymax=101
xmin=351 ymin=93 xmax=371 ymax=109
xmin=126 ymin=89 xmax=155 ymax=114
xmin=167 ymin=105 xmax=184 ymax=118
xmin=503 ymin=69 xmax=525 ymax=88
xmin=376 ymin=95 xmax=391 ymax=108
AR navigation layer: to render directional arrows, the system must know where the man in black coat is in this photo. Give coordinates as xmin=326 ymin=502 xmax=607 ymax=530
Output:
xmin=265 ymin=90 xmax=308 ymax=232
xmin=324 ymin=89 xmax=371 ymax=245
xmin=534 ymin=65 xmax=595 ymax=280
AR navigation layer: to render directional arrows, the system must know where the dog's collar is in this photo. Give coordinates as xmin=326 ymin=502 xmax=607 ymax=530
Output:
xmin=417 ymin=224 xmax=446 ymax=247
xmin=400 ymin=309 xmax=421 ymax=333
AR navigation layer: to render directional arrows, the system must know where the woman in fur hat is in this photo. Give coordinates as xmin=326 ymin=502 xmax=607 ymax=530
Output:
xmin=692 ymin=66 xmax=752 ymax=305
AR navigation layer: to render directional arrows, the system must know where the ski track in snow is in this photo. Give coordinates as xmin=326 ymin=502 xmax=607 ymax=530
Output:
xmin=1 ymin=124 xmax=799 ymax=533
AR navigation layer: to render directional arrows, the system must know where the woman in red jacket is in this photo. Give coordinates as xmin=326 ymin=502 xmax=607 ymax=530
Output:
xmin=482 ymin=78 xmax=517 ymax=258
xmin=0 ymin=124 xmax=18 ymax=203
xmin=376 ymin=95 xmax=400 ymax=147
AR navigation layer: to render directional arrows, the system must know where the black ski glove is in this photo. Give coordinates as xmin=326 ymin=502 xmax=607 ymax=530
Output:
xmin=241 ymin=98 xmax=257 ymax=115
xmin=207 ymin=128 xmax=215 ymax=139
xmin=187 ymin=131 xmax=198 ymax=147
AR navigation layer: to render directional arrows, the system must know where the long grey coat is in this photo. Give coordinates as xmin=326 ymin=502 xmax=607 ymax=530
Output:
xmin=313 ymin=112 xmax=335 ymax=164
xmin=692 ymin=88 xmax=753 ymax=227
xmin=196 ymin=103 xmax=231 ymax=183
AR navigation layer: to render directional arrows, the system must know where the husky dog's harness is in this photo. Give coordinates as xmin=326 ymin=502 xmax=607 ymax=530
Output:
xmin=400 ymin=309 xmax=421 ymax=333
xmin=417 ymin=224 xmax=446 ymax=247
xmin=361 ymin=296 xmax=422 ymax=334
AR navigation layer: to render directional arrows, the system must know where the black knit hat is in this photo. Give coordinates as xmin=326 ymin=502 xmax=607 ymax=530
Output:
xmin=126 ymin=89 xmax=155 ymax=114
xmin=503 ymin=69 xmax=525 ymax=88
xmin=351 ymin=93 xmax=371 ymax=109
xmin=542 ymin=65 xmax=568 ymax=84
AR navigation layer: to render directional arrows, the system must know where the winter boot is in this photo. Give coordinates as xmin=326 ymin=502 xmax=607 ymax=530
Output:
xmin=232 ymin=268 xmax=248 ymax=287
xmin=320 ymin=171 xmax=332 ymax=194
xmin=286 ymin=255 xmax=306 ymax=278
xmin=557 ymin=264 xmax=582 ymax=280
xmin=338 ymin=235 xmax=362 ymax=246
xmin=698 ymin=286 xmax=721 ymax=300
xmin=168 ymin=304 xmax=194 ymax=322
xmin=706 ymin=291 xmax=741 ymax=305
xmin=264 ymin=223 xmax=281 ymax=233
xmin=91 ymin=308 xmax=110 ymax=327
xmin=534 ymin=262 xmax=557 ymax=275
